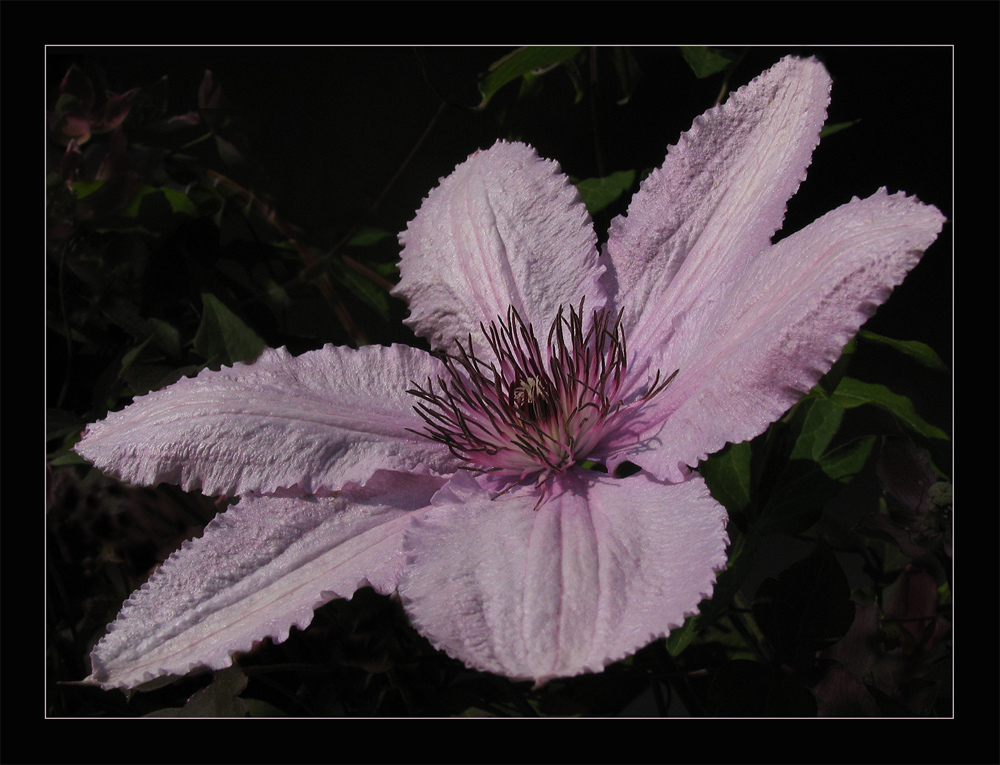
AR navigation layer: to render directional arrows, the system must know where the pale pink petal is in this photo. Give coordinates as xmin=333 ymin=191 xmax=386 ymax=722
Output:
xmin=626 ymin=189 xmax=945 ymax=481
xmin=75 ymin=343 xmax=460 ymax=496
xmin=394 ymin=140 xmax=606 ymax=356
xmin=85 ymin=470 xmax=444 ymax=690
xmin=399 ymin=470 xmax=728 ymax=682
xmin=604 ymin=56 xmax=831 ymax=362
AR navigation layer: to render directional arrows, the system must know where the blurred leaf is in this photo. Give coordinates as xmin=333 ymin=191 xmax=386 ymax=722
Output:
xmin=550 ymin=56 xmax=586 ymax=105
xmin=120 ymin=334 xmax=156 ymax=374
xmin=100 ymin=299 xmax=159 ymax=343
xmin=244 ymin=698 xmax=289 ymax=717
xmin=149 ymin=317 xmax=184 ymax=358
xmin=820 ymin=119 xmax=861 ymax=138
xmin=144 ymin=667 xmax=248 ymax=717
xmin=47 ymin=408 xmax=86 ymax=444
xmin=73 ymin=182 xmax=198 ymax=235
xmin=671 ymin=526 xmax=760 ymax=651
xmin=348 ymin=226 xmax=394 ymax=247
xmin=707 ymin=659 xmax=817 ymax=716
xmin=858 ymin=330 xmax=949 ymax=372
xmin=610 ymin=47 xmax=641 ymax=105
xmin=831 ymin=378 xmax=949 ymax=440
xmin=478 ymin=47 xmax=582 ymax=109
xmin=752 ymin=393 xmax=876 ymax=536
xmin=760 ymin=437 xmax=875 ymax=536
xmin=124 ymin=185 xmax=198 ymax=218
xmin=100 ymin=302 xmax=183 ymax=361
xmin=757 ymin=460 xmax=831 ymax=535
xmin=573 ymin=170 xmax=636 ymax=215
xmin=193 ymin=293 xmax=266 ymax=367
xmin=328 ymin=256 xmax=391 ymax=321
xmin=186 ymin=181 xmax=227 ymax=226
xmin=70 ymin=179 xmax=105 ymax=199
xmin=680 ymin=46 xmax=733 ymax=78
xmin=752 ymin=543 xmax=854 ymax=668
xmin=55 ymin=90 xmax=88 ymax=118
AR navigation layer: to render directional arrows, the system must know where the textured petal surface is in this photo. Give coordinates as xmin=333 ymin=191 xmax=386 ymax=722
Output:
xmin=626 ymin=189 xmax=946 ymax=481
xmin=86 ymin=470 xmax=444 ymax=690
xmin=604 ymin=56 xmax=831 ymax=363
xmin=394 ymin=140 xmax=606 ymax=356
xmin=399 ymin=470 xmax=728 ymax=682
xmin=75 ymin=343 xmax=460 ymax=496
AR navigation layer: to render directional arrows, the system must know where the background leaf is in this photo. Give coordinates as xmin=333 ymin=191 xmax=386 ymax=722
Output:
xmin=193 ymin=293 xmax=266 ymax=367
xmin=477 ymin=47 xmax=582 ymax=109
xmin=858 ymin=330 xmax=949 ymax=372
xmin=573 ymin=170 xmax=636 ymax=215
xmin=831 ymin=377 xmax=949 ymax=440
xmin=752 ymin=543 xmax=855 ymax=667
xmin=680 ymin=46 xmax=734 ymax=78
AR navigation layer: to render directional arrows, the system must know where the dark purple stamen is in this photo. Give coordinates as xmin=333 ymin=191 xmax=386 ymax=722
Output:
xmin=407 ymin=300 xmax=676 ymax=492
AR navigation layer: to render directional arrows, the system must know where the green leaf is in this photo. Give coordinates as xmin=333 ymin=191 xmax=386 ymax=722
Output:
xmin=788 ymin=396 xmax=844 ymax=463
xmin=679 ymin=46 xmax=733 ymax=78
xmin=47 ymin=408 xmax=86 ymax=444
xmin=820 ymin=119 xmax=861 ymax=138
xmin=817 ymin=434 xmax=877 ymax=483
xmin=144 ymin=667 xmax=249 ymax=717
xmin=478 ymin=47 xmax=582 ymax=109
xmin=858 ymin=330 xmax=949 ymax=372
xmin=573 ymin=170 xmax=636 ymax=215
xmin=831 ymin=377 xmax=949 ymax=440
xmin=123 ymin=185 xmax=198 ymax=219
xmin=55 ymin=90 xmax=86 ymax=118
xmin=193 ymin=293 xmax=266 ymax=367
xmin=671 ymin=526 xmax=761 ymax=648
xmin=610 ymin=47 xmax=641 ymax=105
xmin=71 ymin=179 xmax=106 ymax=199
xmin=347 ymin=226 xmax=394 ymax=247
xmin=815 ymin=338 xmax=856 ymax=397
xmin=663 ymin=611 xmax=701 ymax=656
xmin=148 ymin=317 xmax=183 ymax=359
xmin=698 ymin=440 xmax=753 ymax=518
xmin=244 ymin=698 xmax=289 ymax=717
xmin=752 ymin=543 xmax=854 ymax=664
xmin=759 ymin=436 xmax=875 ymax=536
xmin=758 ymin=460 xmax=831 ymax=535
xmin=73 ymin=183 xmax=198 ymax=235
xmin=186 ymin=181 xmax=227 ymax=225
xmin=706 ymin=659 xmax=817 ymax=717
xmin=331 ymin=258 xmax=391 ymax=321
xmin=120 ymin=334 xmax=156 ymax=374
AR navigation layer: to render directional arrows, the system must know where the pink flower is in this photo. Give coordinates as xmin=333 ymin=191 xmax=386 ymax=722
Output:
xmin=75 ymin=57 xmax=944 ymax=690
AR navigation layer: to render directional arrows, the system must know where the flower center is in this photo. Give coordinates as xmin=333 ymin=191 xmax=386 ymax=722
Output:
xmin=407 ymin=300 xmax=675 ymax=493
xmin=510 ymin=375 xmax=548 ymax=411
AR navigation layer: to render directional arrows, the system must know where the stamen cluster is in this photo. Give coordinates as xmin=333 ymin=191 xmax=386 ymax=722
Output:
xmin=408 ymin=301 xmax=674 ymax=490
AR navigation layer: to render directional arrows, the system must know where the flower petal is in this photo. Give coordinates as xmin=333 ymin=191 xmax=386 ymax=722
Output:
xmin=604 ymin=56 xmax=831 ymax=362
xmin=399 ymin=470 xmax=728 ymax=682
xmin=85 ymin=470 xmax=444 ymax=690
xmin=394 ymin=140 xmax=606 ymax=355
xmin=76 ymin=343 xmax=460 ymax=496
xmin=629 ymin=189 xmax=945 ymax=481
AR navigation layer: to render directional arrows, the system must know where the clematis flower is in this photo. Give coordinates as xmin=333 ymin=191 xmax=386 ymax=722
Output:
xmin=74 ymin=56 xmax=945 ymax=690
